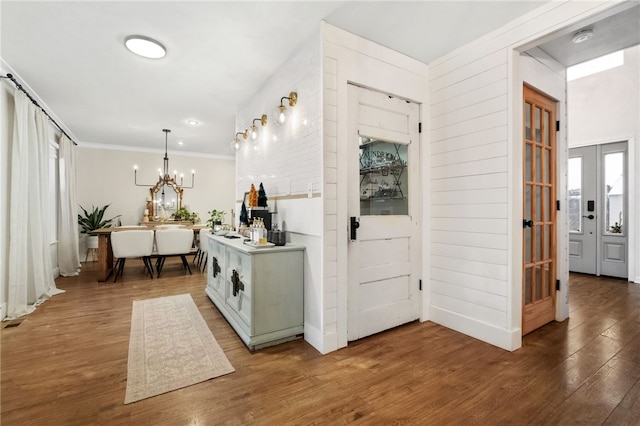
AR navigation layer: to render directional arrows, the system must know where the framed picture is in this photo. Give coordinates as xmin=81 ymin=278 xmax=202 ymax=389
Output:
xmin=243 ymin=192 xmax=250 ymax=206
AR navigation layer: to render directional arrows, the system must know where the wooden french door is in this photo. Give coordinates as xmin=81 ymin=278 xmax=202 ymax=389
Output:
xmin=522 ymin=85 xmax=557 ymax=335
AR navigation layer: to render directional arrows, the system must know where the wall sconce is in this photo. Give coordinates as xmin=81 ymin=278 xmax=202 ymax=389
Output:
xmin=231 ymin=129 xmax=248 ymax=152
xmin=250 ymin=114 xmax=268 ymax=141
xmin=273 ymin=91 xmax=298 ymax=125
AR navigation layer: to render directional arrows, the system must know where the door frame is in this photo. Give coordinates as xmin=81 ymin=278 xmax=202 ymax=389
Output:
xmin=511 ymin=48 xmax=570 ymax=339
xmin=568 ymin=137 xmax=635 ymax=280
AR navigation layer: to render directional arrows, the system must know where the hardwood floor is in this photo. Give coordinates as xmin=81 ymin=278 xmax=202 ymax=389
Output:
xmin=2 ymin=262 xmax=639 ymax=425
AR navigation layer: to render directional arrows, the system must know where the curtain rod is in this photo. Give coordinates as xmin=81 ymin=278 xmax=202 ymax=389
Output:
xmin=1 ymin=73 xmax=77 ymax=146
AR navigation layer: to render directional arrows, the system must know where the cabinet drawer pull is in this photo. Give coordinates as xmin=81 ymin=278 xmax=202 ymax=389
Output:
xmin=211 ymin=256 xmax=221 ymax=278
xmin=232 ymin=269 xmax=244 ymax=296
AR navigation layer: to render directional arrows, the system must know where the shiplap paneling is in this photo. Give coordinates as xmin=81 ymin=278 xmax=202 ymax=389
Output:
xmin=431 ymin=217 xmax=508 ymax=234
xmin=431 ymin=126 xmax=508 ymax=155
xmin=431 ymin=141 xmax=507 ymax=168
xmin=431 ymin=279 xmax=507 ymax=312
xmin=431 ymin=242 xmax=507 ymax=266
xmin=431 ymin=188 xmax=507 ymax=205
xmin=431 ymin=95 xmax=507 ymax=130
xmin=431 ymin=156 xmax=508 ymax=180
xmin=430 ymin=172 xmax=508 ymax=192
xmin=431 ymin=230 xmax=508 ymax=251
xmin=430 ymin=292 xmax=507 ymax=327
xmin=431 ymin=267 xmax=507 ymax=296
xmin=431 ymin=203 xmax=508 ymax=219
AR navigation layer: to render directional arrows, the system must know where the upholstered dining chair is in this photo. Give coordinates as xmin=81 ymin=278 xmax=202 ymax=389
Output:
xmin=154 ymin=228 xmax=194 ymax=278
xmin=194 ymin=228 xmax=211 ymax=273
xmin=110 ymin=230 xmax=155 ymax=283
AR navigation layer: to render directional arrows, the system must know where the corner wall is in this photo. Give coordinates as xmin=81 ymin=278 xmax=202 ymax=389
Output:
xmin=427 ymin=0 xmax=621 ymax=350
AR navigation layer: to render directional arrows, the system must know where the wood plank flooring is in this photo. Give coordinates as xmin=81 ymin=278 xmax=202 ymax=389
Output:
xmin=2 ymin=262 xmax=639 ymax=425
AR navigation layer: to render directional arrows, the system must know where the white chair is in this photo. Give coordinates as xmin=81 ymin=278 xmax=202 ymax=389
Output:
xmin=110 ymin=230 xmax=155 ymax=282
xmin=154 ymin=228 xmax=195 ymax=278
xmin=194 ymin=228 xmax=211 ymax=272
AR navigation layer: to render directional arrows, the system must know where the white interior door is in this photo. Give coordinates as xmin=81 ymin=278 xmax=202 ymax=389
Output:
xmin=569 ymin=142 xmax=628 ymax=278
xmin=347 ymin=85 xmax=421 ymax=341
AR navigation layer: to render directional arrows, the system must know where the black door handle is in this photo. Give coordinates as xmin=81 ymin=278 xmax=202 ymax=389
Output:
xmin=350 ymin=216 xmax=360 ymax=240
xmin=523 ymin=219 xmax=534 ymax=228
xmin=582 ymin=214 xmax=595 ymax=220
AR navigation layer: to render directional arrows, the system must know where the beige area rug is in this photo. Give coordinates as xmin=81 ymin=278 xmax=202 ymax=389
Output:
xmin=124 ymin=294 xmax=234 ymax=404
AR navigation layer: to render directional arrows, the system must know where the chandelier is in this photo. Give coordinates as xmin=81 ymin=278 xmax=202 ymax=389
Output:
xmin=134 ymin=129 xmax=195 ymax=209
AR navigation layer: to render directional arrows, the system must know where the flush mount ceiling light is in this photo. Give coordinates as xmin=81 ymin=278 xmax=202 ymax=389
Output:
xmin=125 ymin=35 xmax=166 ymax=59
xmin=571 ymin=29 xmax=594 ymax=44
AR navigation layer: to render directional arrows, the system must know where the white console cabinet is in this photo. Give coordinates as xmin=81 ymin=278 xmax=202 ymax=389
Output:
xmin=204 ymin=233 xmax=304 ymax=350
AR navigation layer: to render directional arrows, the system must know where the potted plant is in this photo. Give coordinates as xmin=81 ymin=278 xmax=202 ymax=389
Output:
xmin=171 ymin=207 xmax=199 ymax=223
xmin=78 ymin=204 xmax=120 ymax=233
xmin=78 ymin=204 xmax=121 ymax=261
xmin=207 ymin=209 xmax=226 ymax=234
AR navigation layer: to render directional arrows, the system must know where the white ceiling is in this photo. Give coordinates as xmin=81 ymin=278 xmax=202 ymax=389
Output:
xmin=1 ymin=1 xmax=567 ymax=157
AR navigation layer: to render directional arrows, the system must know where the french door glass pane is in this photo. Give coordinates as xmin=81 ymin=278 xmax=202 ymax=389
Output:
xmin=525 ymin=145 xmax=532 ymax=181
xmin=525 ymin=103 xmax=531 ymax=140
xmin=535 ymin=107 xmax=541 ymax=142
xmin=568 ymin=157 xmax=582 ymax=233
xmin=544 ymin=110 xmax=550 ymax=146
xmin=604 ymin=152 xmax=624 ymax=234
xmin=359 ymin=137 xmax=408 ymax=216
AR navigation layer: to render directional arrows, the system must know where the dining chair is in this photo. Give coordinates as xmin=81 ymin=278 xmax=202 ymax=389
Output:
xmin=194 ymin=228 xmax=211 ymax=272
xmin=154 ymin=228 xmax=194 ymax=278
xmin=110 ymin=230 xmax=155 ymax=282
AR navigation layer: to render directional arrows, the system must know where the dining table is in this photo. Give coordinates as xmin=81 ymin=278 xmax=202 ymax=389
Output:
xmin=91 ymin=224 xmax=208 ymax=282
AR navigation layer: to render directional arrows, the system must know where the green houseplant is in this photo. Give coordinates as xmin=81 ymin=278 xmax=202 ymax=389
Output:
xmin=78 ymin=204 xmax=121 ymax=233
xmin=171 ymin=207 xmax=200 ymax=224
xmin=206 ymin=209 xmax=226 ymax=229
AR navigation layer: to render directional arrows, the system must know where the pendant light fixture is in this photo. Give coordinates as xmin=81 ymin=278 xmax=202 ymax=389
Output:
xmin=134 ymin=129 xmax=195 ymax=208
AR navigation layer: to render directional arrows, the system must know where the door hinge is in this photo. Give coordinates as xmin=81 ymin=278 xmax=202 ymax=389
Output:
xmin=556 ymin=200 xmax=560 ymax=211
xmin=418 ymin=122 xmax=422 ymax=133
xmin=419 ymin=279 xmax=422 ymax=291
xmin=556 ymin=279 xmax=561 ymax=291
xmin=556 ymin=120 xmax=560 ymax=132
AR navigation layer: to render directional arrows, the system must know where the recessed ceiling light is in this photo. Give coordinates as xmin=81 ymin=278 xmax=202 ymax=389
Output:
xmin=124 ymin=35 xmax=166 ymax=59
xmin=571 ymin=29 xmax=593 ymax=44
xmin=186 ymin=120 xmax=199 ymax=126
xmin=178 ymin=141 xmax=184 ymax=146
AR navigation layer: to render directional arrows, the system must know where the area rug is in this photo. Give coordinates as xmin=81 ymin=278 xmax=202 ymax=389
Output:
xmin=124 ymin=294 xmax=234 ymax=404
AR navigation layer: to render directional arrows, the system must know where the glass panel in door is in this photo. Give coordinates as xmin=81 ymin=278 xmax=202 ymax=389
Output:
xmin=604 ymin=152 xmax=624 ymax=235
xmin=359 ymin=137 xmax=408 ymax=216
xmin=568 ymin=157 xmax=582 ymax=233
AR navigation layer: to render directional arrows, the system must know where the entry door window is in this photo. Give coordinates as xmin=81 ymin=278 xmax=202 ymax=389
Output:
xmin=604 ymin=152 xmax=624 ymax=235
xmin=359 ymin=137 xmax=408 ymax=216
xmin=568 ymin=157 xmax=582 ymax=233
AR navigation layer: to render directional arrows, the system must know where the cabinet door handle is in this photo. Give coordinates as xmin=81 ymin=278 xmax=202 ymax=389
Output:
xmin=211 ymin=256 xmax=221 ymax=278
xmin=232 ymin=269 xmax=244 ymax=296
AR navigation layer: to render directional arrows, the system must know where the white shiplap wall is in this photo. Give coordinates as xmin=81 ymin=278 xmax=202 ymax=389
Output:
xmin=427 ymin=0 xmax=620 ymax=350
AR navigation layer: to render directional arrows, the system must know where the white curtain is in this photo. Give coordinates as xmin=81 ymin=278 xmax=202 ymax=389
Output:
xmin=57 ymin=135 xmax=81 ymax=276
xmin=6 ymin=90 xmax=64 ymax=320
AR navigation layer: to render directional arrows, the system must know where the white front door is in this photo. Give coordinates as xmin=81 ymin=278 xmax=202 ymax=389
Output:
xmin=569 ymin=141 xmax=628 ymax=278
xmin=347 ymin=84 xmax=421 ymax=341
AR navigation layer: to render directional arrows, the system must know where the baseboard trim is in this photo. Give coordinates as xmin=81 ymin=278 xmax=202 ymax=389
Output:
xmin=430 ymin=305 xmax=522 ymax=351
xmin=304 ymin=323 xmax=338 ymax=354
